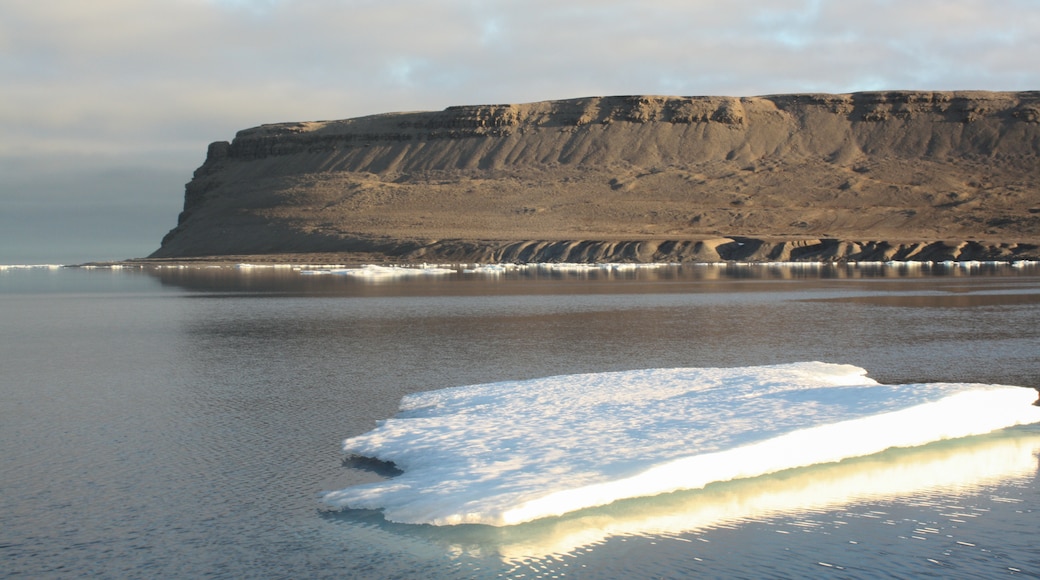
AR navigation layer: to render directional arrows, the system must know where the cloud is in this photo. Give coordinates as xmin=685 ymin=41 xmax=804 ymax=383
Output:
xmin=7 ymin=0 xmax=1038 ymax=146
xmin=2 ymin=0 xmax=1039 ymax=260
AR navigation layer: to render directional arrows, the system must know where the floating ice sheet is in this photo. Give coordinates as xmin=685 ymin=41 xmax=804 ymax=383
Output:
xmin=0 ymin=264 xmax=65 ymax=270
xmin=322 ymin=362 xmax=1040 ymax=526
xmin=300 ymin=264 xmax=456 ymax=277
xmin=444 ymin=430 xmax=1040 ymax=561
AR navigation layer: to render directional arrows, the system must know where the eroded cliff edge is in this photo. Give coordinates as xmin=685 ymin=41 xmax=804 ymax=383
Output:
xmin=152 ymin=92 xmax=1040 ymax=262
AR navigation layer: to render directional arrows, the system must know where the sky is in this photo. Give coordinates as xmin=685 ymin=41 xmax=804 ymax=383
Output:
xmin=2 ymin=0 xmax=1039 ymax=264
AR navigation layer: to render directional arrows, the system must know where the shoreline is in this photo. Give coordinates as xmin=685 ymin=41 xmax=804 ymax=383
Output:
xmin=65 ymin=256 xmax=1040 ymax=271
xmin=79 ymin=235 xmax=1040 ymax=269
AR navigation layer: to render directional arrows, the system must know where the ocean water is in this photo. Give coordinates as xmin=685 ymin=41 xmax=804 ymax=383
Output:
xmin=2 ymin=262 xmax=1039 ymax=578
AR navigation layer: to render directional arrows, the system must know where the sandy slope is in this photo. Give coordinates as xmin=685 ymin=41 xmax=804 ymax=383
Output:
xmin=150 ymin=92 xmax=1040 ymax=262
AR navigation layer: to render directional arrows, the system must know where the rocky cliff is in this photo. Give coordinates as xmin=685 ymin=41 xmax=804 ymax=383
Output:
xmin=152 ymin=91 xmax=1040 ymax=262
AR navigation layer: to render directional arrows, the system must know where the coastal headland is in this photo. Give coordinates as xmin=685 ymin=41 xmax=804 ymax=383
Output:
xmin=149 ymin=91 xmax=1040 ymax=264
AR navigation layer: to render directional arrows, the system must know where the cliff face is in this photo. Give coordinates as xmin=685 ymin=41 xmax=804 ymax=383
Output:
xmin=152 ymin=91 xmax=1040 ymax=262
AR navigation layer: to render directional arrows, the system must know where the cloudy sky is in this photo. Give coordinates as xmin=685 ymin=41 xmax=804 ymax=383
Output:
xmin=3 ymin=0 xmax=1039 ymax=263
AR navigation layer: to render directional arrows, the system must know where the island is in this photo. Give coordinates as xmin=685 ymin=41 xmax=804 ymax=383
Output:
xmin=149 ymin=91 xmax=1040 ymax=264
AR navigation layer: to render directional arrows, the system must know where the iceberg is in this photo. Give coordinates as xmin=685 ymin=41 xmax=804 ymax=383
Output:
xmin=322 ymin=362 xmax=1040 ymax=526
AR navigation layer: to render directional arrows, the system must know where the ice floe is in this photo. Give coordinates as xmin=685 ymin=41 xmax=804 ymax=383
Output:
xmin=444 ymin=429 xmax=1040 ymax=561
xmin=322 ymin=362 xmax=1040 ymax=526
xmin=0 ymin=264 xmax=65 ymax=270
xmin=300 ymin=264 xmax=456 ymax=277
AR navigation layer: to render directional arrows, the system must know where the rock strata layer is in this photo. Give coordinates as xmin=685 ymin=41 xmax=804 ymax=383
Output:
xmin=152 ymin=92 xmax=1040 ymax=262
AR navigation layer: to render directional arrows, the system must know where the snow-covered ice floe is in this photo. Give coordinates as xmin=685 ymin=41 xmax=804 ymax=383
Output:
xmin=300 ymin=264 xmax=456 ymax=277
xmin=298 ymin=262 xmax=670 ymax=277
xmin=0 ymin=264 xmax=65 ymax=270
xmin=322 ymin=362 xmax=1040 ymax=527
xmin=451 ymin=429 xmax=1040 ymax=561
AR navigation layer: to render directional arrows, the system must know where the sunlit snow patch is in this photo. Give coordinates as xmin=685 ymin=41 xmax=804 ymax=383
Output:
xmin=322 ymin=362 xmax=1040 ymax=526
xmin=0 ymin=264 xmax=64 ymax=270
xmin=300 ymin=264 xmax=456 ymax=277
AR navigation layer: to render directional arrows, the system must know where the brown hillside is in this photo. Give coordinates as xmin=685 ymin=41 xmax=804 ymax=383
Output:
xmin=152 ymin=92 xmax=1040 ymax=262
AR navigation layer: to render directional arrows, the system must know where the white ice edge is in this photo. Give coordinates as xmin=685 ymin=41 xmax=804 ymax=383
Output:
xmin=300 ymin=264 xmax=456 ymax=277
xmin=322 ymin=362 xmax=1040 ymax=527
xmin=5 ymin=260 xmax=1032 ymax=273
xmin=499 ymin=387 xmax=1036 ymax=526
xmin=0 ymin=264 xmax=65 ymax=270
xmin=489 ymin=431 xmax=1040 ymax=561
xmin=297 ymin=260 xmax=1040 ymax=277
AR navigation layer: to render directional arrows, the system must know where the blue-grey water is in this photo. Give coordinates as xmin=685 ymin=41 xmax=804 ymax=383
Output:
xmin=2 ymin=263 xmax=1039 ymax=578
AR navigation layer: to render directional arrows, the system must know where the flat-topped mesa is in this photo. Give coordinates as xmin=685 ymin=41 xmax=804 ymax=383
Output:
xmin=214 ymin=96 xmax=752 ymax=161
xmin=208 ymin=92 xmax=1039 ymax=159
xmin=152 ymin=91 xmax=1040 ymax=261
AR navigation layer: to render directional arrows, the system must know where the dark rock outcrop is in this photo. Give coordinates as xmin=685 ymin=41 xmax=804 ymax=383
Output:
xmin=152 ymin=92 xmax=1040 ymax=262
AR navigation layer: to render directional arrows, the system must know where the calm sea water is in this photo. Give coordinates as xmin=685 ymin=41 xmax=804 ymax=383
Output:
xmin=2 ymin=263 xmax=1039 ymax=579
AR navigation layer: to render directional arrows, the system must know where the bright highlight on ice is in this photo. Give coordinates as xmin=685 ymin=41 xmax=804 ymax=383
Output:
xmin=299 ymin=264 xmax=456 ymax=277
xmin=322 ymin=362 xmax=1040 ymax=526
